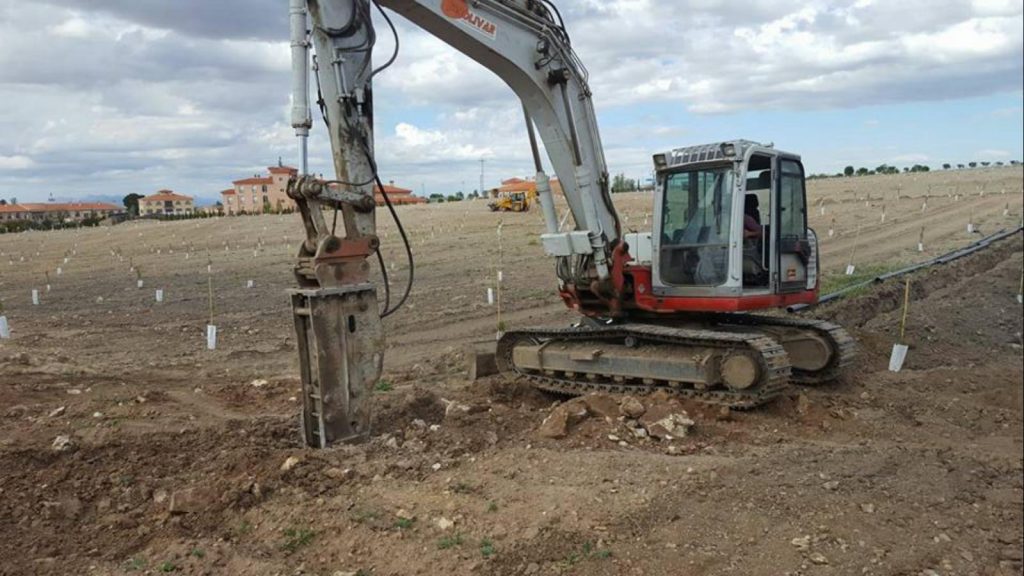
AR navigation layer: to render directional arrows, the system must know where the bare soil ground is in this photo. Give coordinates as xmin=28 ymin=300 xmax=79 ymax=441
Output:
xmin=0 ymin=167 xmax=1022 ymax=576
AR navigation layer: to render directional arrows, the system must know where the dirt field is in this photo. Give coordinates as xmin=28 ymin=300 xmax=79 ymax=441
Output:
xmin=0 ymin=167 xmax=1022 ymax=576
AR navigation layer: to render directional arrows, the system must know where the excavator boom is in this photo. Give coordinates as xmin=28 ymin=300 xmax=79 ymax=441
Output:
xmin=287 ymin=0 xmax=628 ymax=446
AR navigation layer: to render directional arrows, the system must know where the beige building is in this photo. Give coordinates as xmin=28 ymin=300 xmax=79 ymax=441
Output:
xmin=140 ymin=190 xmax=195 ymax=216
xmin=222 ymin=164 xmax=299 ymax=215
xmin=0 ymin=202 xmax=122 ymax=223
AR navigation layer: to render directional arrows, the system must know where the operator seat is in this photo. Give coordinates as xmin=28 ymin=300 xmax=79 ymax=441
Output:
xmin=743 ymin=193 xmax=769 ymax=287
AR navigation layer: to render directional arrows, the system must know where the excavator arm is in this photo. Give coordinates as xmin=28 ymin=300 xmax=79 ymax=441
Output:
xmin=378 ymin=0 xmax=622 ymax=274
xmin=288 ymin=0 xmax=624 ymax=446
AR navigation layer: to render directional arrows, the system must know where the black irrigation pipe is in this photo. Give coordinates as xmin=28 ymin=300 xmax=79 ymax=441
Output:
xmin=788 ymin=225 xmax=1024 ymax=313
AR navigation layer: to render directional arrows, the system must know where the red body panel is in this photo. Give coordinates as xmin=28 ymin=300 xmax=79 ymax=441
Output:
xmin=557 ymin=265 xmax=819 ymax=316
xmin=627 ymin=267 xmax=817 ymax=313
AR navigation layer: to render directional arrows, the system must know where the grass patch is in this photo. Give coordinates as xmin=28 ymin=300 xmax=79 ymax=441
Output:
xmin=352 ymin=509 xmax=379 ymax=524
xmin=819 ymin=264 xmax=894 ymax=298
xmin=158 ymin=562 xmax=178 ymax=573
xmin=480 ymin=538 xmax=496 ymax=558
xmin=438 ymin=533 xmax=464 ymax=550
xmin=450 ymin=481 xmax=474 ymax=494
xmin=125 ymin=557 xmax=146 ymax=571
xmin=560 ymin=541 xmax=613 ymax=567
xmin=374 ymin=380 xmax=394 ymax=393
xmin=486 ymin=501 xmax=499 ymax=513
xmin=234 ymin=520 xmax=253 ymax=537
xmin=394 ymin=517 xmax=415 ymax=530
xmin=189 ymin=548 xmax=205 ymax=559
xmin=281 ymin=527 xmax=316 ymax=553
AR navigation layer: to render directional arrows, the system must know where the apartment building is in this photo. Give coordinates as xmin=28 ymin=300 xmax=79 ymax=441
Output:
xmin=139 ymin=190 xmax=195 ymax=216
xmin=223 ymin=164 xmax=298 ymax=215
xmin=0 ymin=202 xmax=122 ymax=223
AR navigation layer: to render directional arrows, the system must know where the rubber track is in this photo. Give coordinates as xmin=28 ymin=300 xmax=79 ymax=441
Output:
xmin=497 ymin=324 xmax=791 ymax=409
xmin=704 ymin=313 xmax=858 ymax=385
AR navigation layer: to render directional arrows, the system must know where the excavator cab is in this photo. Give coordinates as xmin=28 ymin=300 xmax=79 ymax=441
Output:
xmin=642 ymin=140 xmax=818 ymax=312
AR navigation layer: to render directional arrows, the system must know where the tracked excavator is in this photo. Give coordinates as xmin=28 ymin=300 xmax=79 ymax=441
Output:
xmin=286 ymin=0 xmax=856 ymax=447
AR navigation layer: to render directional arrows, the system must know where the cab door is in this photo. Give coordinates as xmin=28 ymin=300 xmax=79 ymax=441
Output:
xmin=775 ymin=158 xmax=809 ymax=292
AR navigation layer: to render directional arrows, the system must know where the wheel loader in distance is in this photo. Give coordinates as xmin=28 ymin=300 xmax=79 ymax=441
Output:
xmin=488 ymin=190 xmax=532 ymax=213
xmin=284 ymin=0 xmax=856 ymax=447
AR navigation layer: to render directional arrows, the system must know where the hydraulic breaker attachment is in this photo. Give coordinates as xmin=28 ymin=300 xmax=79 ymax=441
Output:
xmin=291 ymin=285 xmax=383 ymax=446
xmin=287 ymin=173 xmax=383 ymax=447
xmin=288 ymin=175 xmax=384 ymax=447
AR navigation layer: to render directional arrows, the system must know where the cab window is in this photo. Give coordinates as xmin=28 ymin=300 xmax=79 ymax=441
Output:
xmin=659 ymin=167 xmax=734 ymax=286
xmin=779 ymin=159 xmax=806 ymax=241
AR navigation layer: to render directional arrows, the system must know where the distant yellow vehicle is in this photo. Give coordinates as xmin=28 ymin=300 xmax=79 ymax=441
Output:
xmin=489 ymin=191 xmax=532 ymax=212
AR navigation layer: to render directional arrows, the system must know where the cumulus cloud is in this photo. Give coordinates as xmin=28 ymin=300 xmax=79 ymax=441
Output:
xmin=41 ymin=0 xmax=286 ymax=40
xmin=0 ymin=155 xmax=35 ymax=170
xmin=564 ymin=0 xmax=1023 ymax=111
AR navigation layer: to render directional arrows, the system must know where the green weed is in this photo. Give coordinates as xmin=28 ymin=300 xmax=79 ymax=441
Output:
xmin=281 ymin=527 xmax=316 ymax=553
xmin=560 ymin=541 xmax=613 ymax=567
xmin=480 ymin=538 xmax=496 ymax=558
xmin=235 ymin=520 xmax=253 ymax=536
xmin=820 ymin=264 xmax=894 ymax=298
xmin=438 ymin=533 xmax=464 ymax=550
xmin=352 ymin=509 xmax=379 ymax=524
xmin=450 ymin=481 xmax=473 ymax=494
xmin=394 ymin=517 xmax=415 ymax=530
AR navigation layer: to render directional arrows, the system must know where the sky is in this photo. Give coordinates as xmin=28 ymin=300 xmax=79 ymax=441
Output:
xmin=0 ymin=0 xmax=1021 ymax=204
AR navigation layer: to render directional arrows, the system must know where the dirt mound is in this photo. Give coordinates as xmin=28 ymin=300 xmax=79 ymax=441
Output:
xmin=821 ymin=235 xmax=1023 ymax=371
xmin=371 ymin=386 xmax=448 ymax=433
xmin=822 ymin=235 xmax=1021 ymax=328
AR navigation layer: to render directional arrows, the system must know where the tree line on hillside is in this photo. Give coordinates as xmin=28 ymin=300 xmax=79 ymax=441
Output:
xmin=428 ymin=190 xmax=484 ymax=203
xmin=0 ymin=213 xmax=106 ymax=234
xmin=808 ymin=160 xmax=1021 ymax=179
